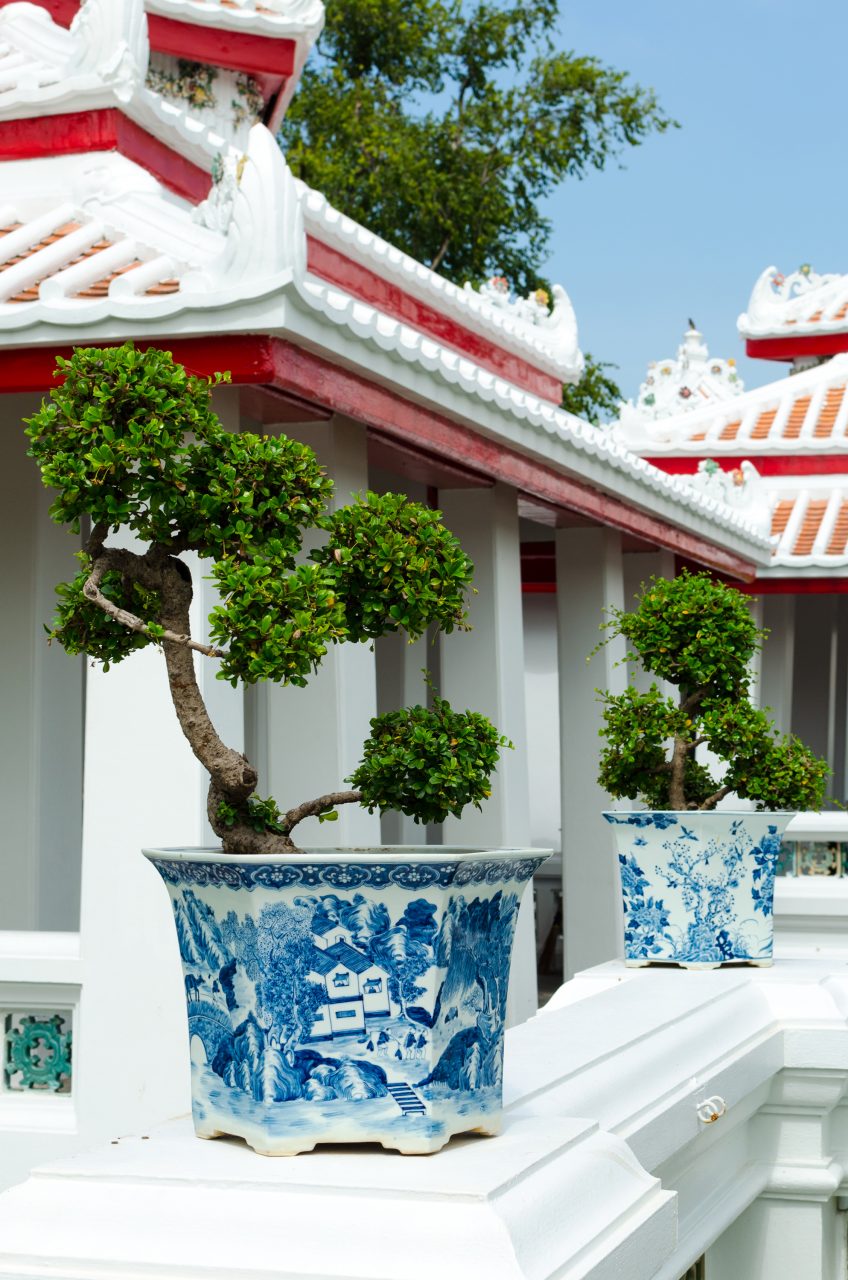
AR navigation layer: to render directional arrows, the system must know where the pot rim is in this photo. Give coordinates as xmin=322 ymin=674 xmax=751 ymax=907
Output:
xmin=142 ymin=844 xmax=552 ymax=868
xmin=603 ymin=809 xmax=797 ymax=818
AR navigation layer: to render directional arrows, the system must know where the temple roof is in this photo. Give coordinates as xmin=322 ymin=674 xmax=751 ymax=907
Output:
xmin=618 ymin=325 xmax=744 ymax=429
xmin=0 ymin=0 xmax=776 ymax=571
xmin=612 ymin=355 xmax=848 ymax=456
xmin=739 ymin=264 xmax=848 ymax=343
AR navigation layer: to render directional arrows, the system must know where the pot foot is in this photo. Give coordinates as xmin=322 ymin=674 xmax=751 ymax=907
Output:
xmin=747 ymin=959 xmax=773 ymax=968
xmin=624 ymin=958 xmax=651 ymax=968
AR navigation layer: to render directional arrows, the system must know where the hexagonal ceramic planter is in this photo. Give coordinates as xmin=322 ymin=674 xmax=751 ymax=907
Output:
xmin=604 ymin=810 xmax=794 ymax=969
xmin=144 ymin=846 xmax=548 ymax=1155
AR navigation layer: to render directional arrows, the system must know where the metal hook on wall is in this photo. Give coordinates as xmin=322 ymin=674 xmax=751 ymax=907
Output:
xmin=696 ymin=1095 xmax=727 ymax=1124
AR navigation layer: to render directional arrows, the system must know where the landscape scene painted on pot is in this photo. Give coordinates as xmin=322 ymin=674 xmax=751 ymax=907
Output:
xmin=166 ymin=873 xmax=522 ymax=1140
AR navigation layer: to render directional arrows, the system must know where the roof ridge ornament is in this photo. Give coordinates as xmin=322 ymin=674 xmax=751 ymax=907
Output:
xmin=615 ymin=324 xmax=744 ymax=446
xmin=69 ymin=0 xmax=149 ymax=102
xmin=740 ymin=262 xmax=845 ymax=336
xmin=185 ymin=124 xmax=304 ymax=289
xmin=464 ymin=276 xmax=583 ymax=373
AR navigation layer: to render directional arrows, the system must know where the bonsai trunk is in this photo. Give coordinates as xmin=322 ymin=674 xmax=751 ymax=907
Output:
xmin=83 ymin=538 xmax=363 ymax=854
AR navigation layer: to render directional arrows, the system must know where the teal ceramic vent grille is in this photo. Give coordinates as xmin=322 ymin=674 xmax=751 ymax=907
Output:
xmin=3 ymin=1012 xmax=72 ymax=1094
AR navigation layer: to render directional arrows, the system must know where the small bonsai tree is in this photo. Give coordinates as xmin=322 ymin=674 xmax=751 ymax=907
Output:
xmin=26 ymin=344 xmax=511 ymax=853
xmin=597 ymin=570 xmax=828 ymax=812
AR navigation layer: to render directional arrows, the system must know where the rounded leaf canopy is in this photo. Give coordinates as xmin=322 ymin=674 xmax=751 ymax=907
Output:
xmin=26 ymin=344 xmax=474 ymax=685
xmin=25 ymin=345 xmax=331 ymax=560
xmin=607 ymin=571 xmax=763 ymax=697
xmin=348 ymin=695 xmax=512 ymax=826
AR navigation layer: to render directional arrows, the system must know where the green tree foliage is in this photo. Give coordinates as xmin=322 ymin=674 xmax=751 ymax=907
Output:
xmin=561 ymin=353 xmax=623 ymax=424
xmin=280 ymin=0 xmax=676 ymax=297
xmin=597 ymin=571 xmax=829 ymax=812
xmin=25 ymin=343 xmax=510 ymax=851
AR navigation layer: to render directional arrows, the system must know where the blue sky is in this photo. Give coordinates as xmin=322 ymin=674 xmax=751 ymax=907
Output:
xmin=544 ymin=0 xmax=848 ymax=405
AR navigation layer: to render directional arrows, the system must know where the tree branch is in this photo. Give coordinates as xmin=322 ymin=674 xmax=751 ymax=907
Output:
xmin=82 ymin=572 xmax=225 ymax=659
xmin=282 ymin=790 xmax=363 ymax=836
xmin=700 ymin=785 xmax=732 ymax=812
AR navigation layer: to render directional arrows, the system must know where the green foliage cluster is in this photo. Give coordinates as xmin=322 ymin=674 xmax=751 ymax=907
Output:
xmin=50 ymin=558 xmax=162 ymax=670
xmin=26 ymin=345 xmax=331 ymax=555
xmin=26 ymin=343 xmax=509 ymax=839
xmin=349 ymin=694 xmax=512 ymax=825
xmin=312 ymin=491 xmax=474 ymax=642
xmin=280 ymin=0 xmax=675 ymax=298
xmin=561 ymin=353 xmax=623 ymax=425
xmin=598 ymin=571 xmax=829 ymax=812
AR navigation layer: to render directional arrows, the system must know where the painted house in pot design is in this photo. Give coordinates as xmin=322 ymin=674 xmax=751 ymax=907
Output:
xmin=307 ymin=937 xmax=394 ymax=1041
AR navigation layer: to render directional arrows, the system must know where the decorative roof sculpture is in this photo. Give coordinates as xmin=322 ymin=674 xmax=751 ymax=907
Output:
xmin=617 ymin=324 xmax=743 ymax=439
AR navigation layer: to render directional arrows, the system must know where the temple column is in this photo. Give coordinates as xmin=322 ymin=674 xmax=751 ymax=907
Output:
xmin=556 ymin=527 xmax=626 ymax=980
xmin=75 ymin=537 xmax=210 ymax=1146
xmin=437 ymin=484 xmax=536 ymax=1023
xmin=257 ymin=416 xmax=381 ymax=848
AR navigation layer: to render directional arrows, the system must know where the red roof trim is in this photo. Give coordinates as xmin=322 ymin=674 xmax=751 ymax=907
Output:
xmin=746 ymin=334 xmax=848 ymax=362
xmin=0 ymin=0 xmax=78 ymax=21
xmin=306 ymin=235 xmax=564 ymax=404
xmin=0 ymin=110 xmax=211 ymax=202
xmin=0 ymin=334 xmax=756 ymax=580
xmin=147 ymin=14 xmax=296 ymax=77
xmin=647 ymin=456 xmax=848 ymax=477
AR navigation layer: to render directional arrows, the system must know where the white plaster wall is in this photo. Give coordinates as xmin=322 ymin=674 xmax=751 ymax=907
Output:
xmin=0 ymin=393 xmax=84 ymax=931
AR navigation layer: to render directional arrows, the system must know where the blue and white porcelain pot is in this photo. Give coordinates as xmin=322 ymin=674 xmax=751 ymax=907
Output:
xmin=603 ymin=811 xmax=793 ymax=969
xmin=143 ymin=845 xmax=548 ymax=1155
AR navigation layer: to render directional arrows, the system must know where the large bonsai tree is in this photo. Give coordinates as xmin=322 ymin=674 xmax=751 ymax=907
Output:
xmin=26 ymin=344 xmax=510 ymax=853
xmin=598 ymin=571 xmax=828 ymax=812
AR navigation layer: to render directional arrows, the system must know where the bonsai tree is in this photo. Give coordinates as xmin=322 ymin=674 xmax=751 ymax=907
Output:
xmin=26 ymin=343 xmax=510 ymax=853
xmin=597 ymin=570 xmax=828 ymax=812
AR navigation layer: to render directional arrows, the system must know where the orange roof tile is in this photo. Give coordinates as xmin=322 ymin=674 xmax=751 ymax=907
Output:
xmin=751 ymin=407 xmax=778 ymax=440
xmin=0 ymin=221 xmax=82 ymax=273
xmin=835 ymin=302 xmax=848 ymax=321
xmin=771 ymin=499 xmax=795 ymax=536
xmin=145 ymin=279 xmax=181 ymax=296
xmin=793 ymin=499 xmax=829 ymax=554
xmin=808 ymin=310 xmax=823 ymax=322
xmin=814 ymin=386 xmax=846 ymax=439
xmin=75 ymin=259 xmax=144 ymax=298
xmin=827 ymin=501 xmax=848 ymax=556
xmin=782 ymin=395 xmax=811 ymax=440
xmin=718 ymin=419 xmax=742 ymax=442
xmin=8 ymin=238 xmax=113 ymax=303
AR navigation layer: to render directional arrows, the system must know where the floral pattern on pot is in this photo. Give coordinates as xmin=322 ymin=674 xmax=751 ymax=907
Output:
xmin=603 ymin=812 xmax=794 ymax=967
xmin=145 ymin=848 xmax=547 ymax=1155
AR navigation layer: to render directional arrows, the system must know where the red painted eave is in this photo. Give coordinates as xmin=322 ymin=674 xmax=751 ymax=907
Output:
xmin=0 ymin=333 xmax=758 ymax=580
xmin=0 ymin=110 xmax=211 ymax=202
xmin=746 ymin=333 xmax=848 ymax=362
xmin=147 ymin=15 xmax=297 ymax=78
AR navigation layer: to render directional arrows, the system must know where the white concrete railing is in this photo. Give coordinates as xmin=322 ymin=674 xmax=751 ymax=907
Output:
xmin=1 ymin=956 xmax=848 ymax=1278
xmin=0 ymin=931 xmax=81 ymax=1191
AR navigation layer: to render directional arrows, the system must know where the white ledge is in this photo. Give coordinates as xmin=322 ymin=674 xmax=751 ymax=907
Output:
xmin=3 ymin=957 xmax=848 ymax=1278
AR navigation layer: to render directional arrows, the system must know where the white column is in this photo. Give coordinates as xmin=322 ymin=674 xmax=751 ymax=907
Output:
xmin=438 ymin=484 xmax=536 ymax=1024
xmin=75 ymin=534 xmax=210 ymax=1145
xmin=258 ymin=417 xmax=381 ymax=848
xmin=0 ymin=394 xmax=85 ymax=931
xmin=760 ymin=596 xmax=795 ymax=736
xmin=375 ymin=629 xmax=432 ymax=845
xmin=556 ymin=527 xmax=626 ymax=980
